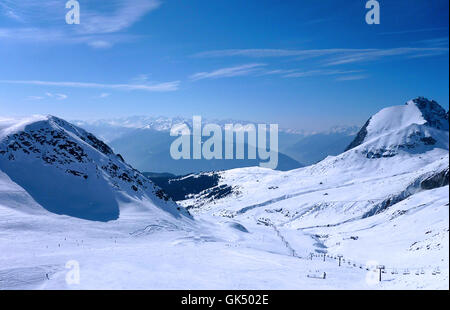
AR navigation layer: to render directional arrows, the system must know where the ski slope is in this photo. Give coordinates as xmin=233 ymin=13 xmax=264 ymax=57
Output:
xmin=0 ymin=98 xmax=448 ymax=289
xmin=178 ymin=98 xmax=449 ymax=289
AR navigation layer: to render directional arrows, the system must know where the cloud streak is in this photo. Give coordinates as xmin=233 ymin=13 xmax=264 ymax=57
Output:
xmin=0 ymin=80 xmax=180 ymax=92
xmin=79 ymin=0 xmax=161 ymax=35
xmin=193 ymin=47 xmax=449 ymax=66
xmin=0 ymin=0 xmax=161 ymax=48
xmin=189 ymin=64 xmax=266 ymax=80
xmin=282 ymin=69 xmax=362 ymax=78
xmin=335 ymin=75 xmax=369 ymax=81
xmin=378 ymin=27 xmax=448 ymax=36
xmin=46 ymin=92 xmax=68 ymax=100
xmin=188 ymin=65 xmax=364 ymax=82
xmin=26 ymin=92 xmax=68 ymax=101
xmin=323 ymin=47 xmax=448 ymax=66
xmin=193 ymin=48 xmax=368 ymax=58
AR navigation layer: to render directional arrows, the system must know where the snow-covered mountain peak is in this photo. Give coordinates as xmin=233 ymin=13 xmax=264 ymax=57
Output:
xmin=346 ymin=97 xmax=449 ymax=153
xmin=0 ymin=115 xmax=190 ymax=221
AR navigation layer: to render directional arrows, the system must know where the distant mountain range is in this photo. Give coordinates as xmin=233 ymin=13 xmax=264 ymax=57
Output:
xmin=283 ymin=126 xmax=359 ymax=165
xmin=1 ymin=97 xmax=448 ymax=289
xmin=74 ymin=116 xmax=359 ymax=174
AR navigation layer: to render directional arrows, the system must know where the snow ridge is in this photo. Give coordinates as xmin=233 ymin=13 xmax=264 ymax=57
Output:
xmin=0 ymin=115 xmax=190 ymax=221
xmin=346 ymin=97 xmax=449 ymax=156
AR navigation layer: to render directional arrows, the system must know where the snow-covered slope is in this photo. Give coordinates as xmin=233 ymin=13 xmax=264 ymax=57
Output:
xmin=176 ymin=98 xmax=449 ymax=288
xmin=0 ymin=169 xmax=44 ymax=215
xmin=181 ymin=97 xmax=448 ymax=224
xmin=0 ymin=98 xmax=447 ymax=290
xmin=0 ymin=115 xmax=190 ymax=221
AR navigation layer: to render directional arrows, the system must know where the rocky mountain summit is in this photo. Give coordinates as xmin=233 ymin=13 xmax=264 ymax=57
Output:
xmin=345 ymin=97 xmax=449 ymax=157
xmin=0 ymin=115 xmax=189 ymax=221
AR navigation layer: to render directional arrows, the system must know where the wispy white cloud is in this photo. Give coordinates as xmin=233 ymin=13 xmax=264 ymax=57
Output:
xmin=193 ymin=47 xmax=449 ymax=66
xmin=258 ymin=69 xmax=297 ymax=76
xmin=0 ymin=4 xmax=23 ymax=22
xmin=323 ymin=47 xmax=448 ymax=66
xmin=193 ymin=48 xmax=374 ymax=58
xmin=282 ymin=69 xmax=362 ymax=78
xmin=132 ymin=74 xmax=151 ymax=83
xmin=27 ymin=92 xmax=68 ymax=101
xmin=335 ymin=75 xmax=369 ymax=81
xmin=0 ymin=27 xmax=139 ymax=49
xmin=54 ymin=93 xmax=68 ymax=100
xmin=378 ymin=27 xmax=448 ymax=36
xmin=0 ymin=80 xmax=180 ymax=92
xmin=0 ymin=2 xmax=24 ymax=22
xmin=0 ymin=0 xmax=161 ymax=48
xmin=87 ymin=40 xmax=114 ymax=49
xmin=26 ymin=95 xmax=45 ymax=101
xmin=417 ymin=37 xmax=449 ymax=48
xmin=0 ymin=27 xmax=64 ymax=41
xmin=98 ymin=93 xmax=111 ymax=98
xmin=79 ymin=0 xmax=161 ymax=35
xmin=188 ymin=65 xmax=363 ymax=81
xmin=190 ymin=64 xmax=266 ymax=81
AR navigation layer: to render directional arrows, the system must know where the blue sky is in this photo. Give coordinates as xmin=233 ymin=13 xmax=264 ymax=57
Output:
xmin=0 ymin=0 xmax=448 ymax=131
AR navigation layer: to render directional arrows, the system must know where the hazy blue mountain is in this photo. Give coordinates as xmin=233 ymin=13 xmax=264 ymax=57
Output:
xmin=284 ymin=126 xmax=358 ymax=165
xmin=74 ymin=116 xmax=360 ymax=173
xmin=110 ymin=128 xmax=303 ymax=175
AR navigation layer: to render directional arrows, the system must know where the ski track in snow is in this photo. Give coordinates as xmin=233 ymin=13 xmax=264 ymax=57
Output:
xmin=0 ymin=98 xmax=449 ymax=290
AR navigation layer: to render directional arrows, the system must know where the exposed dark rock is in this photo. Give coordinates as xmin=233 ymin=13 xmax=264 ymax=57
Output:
xmin=420 ymin=136 xmax=437 ymax=145
xmin=145 ymin=172 xmax=222 ymax=201
xmin=363 ymin=166 xmax=449 ymax=217
xmin=411 ymin=97 xmax=449 ymax=131
xmin=202 ymin=184 xmax=234 ymax=200
xmin=421 ymin=168 xmax=449 ymax=190
xmin=345 ymin=118 xmax=371 ymax=151
xmin=155 ymin=189 xmax=169 ymax=201
xmin=116 ymin=154 xmax=125 ymax=162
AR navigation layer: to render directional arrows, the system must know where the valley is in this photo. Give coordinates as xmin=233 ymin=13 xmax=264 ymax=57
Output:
xmin=0 ymin=97 xmax=448 ymax=290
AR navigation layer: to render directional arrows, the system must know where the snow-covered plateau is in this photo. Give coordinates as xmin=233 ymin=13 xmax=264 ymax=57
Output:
xmin=0 ymin=97 xmax=448 ymax=290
